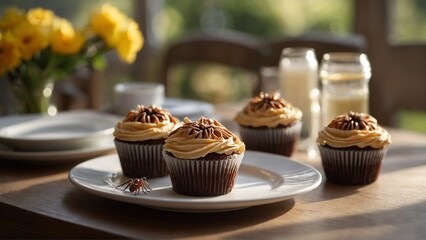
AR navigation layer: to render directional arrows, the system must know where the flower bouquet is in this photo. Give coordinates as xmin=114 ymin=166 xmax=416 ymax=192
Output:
xmin=0 ymin=4 xmax=143 ymax=114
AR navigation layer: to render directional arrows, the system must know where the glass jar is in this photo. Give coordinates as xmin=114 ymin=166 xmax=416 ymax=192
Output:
xmin=278 ymin=48 xmax=318 ymax=139
xmin=320 ymin=52 xmax=371 ymax=126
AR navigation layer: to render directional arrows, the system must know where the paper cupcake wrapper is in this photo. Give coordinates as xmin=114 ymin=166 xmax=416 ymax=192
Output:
xmin=162 ymin=151 xmax=244 ymax=196
xmin=114 ymin=139 xmax=168 ymax=178
xmin=318 ymin=145 xmax=388 ymax=185
xmin=238 ymin=122 xmax=302 ymax=157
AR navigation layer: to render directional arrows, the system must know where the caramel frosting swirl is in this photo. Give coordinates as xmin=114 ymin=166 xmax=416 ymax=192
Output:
xmin=234 ymin=92 xmax=302 ymax=128
xmin=164 ymin=117 xmax=245 ymax=159
xmin=317 ymin=112 xmax=391 ymax=149
xmin=114 ymin=105 xmax=180 ymax=142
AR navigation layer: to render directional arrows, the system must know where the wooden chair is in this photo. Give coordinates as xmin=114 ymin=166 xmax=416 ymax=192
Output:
xmin=161 ymin=30 xmax=264 ymax=97
xmin=161 ymin=31 xmax=367 ymax=98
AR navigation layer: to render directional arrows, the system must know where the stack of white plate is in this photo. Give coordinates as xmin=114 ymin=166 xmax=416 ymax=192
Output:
xmin=0 ymin=110 xmax=120 ymax=164
xmin=0 ymin=98 xmax=216 ymax=164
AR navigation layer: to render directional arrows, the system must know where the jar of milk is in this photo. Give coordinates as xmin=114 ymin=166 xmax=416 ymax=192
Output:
xmin=279 ymin=48 xmax=318 ymax=139
xmin=320 ymin=52 xmax=371 ymax=126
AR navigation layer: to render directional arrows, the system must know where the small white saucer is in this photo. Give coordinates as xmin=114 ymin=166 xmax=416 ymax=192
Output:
xmin=163 ymin=98 xmax=214 ymax=120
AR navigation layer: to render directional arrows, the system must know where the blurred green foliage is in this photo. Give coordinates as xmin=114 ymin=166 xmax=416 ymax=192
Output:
xmin=0 ymin=0 xmax=134 ymax=27
xmin=398 ymin=111 xmax=426 ymax=133
xmin=161 ymin=0 xmax=353 ymax=43
xmin=160 ymin=0 xmax=353 ymax=103
xmin=393 ymin=0 xmax=426 ymax=43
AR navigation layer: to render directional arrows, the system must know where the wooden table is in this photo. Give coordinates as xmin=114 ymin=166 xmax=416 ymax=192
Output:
xmin=1 ymin=109 xmax=426 ymax=239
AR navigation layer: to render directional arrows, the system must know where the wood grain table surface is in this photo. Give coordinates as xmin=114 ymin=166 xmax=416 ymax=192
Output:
xmin=1 ymin=108 xmax=425 ymax=239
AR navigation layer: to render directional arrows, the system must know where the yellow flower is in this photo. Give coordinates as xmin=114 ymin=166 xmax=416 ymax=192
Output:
xmin=89 ymin=3 xmax=126 ymax=47
xmin=115 ymin=19 xmax=144 ymax=63
xmin=12 ymin=21 xmax=48 ymax=60
xmin=27 ymin=8 xmax=56 ymax=38
xmin=50 ymin=18 xmax=85 ymax=55
xmin=26 ymin=8 xmax=55 ymax=29
xmin=0 ymin=32 xmax=21 ymax=76
xmin=0 ymin=7 xmax=26 ymax=30
xmin=89 ymin=3 xmax=144 ymax=62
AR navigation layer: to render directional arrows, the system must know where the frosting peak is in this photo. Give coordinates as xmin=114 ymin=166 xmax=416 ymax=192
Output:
xmin=170 ymin=117 xmax=234 ymax=140
xmin=328 ymin=111 xmax=378 ymax=131
xmin=235 ymin=92 xmax=302 ymax=128
xmin=124 ymin=105 xmax=176 ymax=124
xmin=164 ymin=117 xmax=245 ymax=159
xmin=114 ymin=105 xmax=180 ymax=142
xmin=250 ymin=92 xmax=288 ymax=111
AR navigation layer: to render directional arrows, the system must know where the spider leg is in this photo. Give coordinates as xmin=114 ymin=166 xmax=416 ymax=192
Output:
xmin=146 ymin=184 xmax=152 ymax=193
xmin=141 ymin=181 xmax=149 ymax=194
xmin=117 ymin=180 xmax=135 ymax=192
xmin=116 ymin=179 xmax=131 ymax=189
xmin=144 ymin=182 xmax=152 ymax=192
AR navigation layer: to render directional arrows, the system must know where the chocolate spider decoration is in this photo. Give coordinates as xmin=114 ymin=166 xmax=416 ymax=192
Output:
xmin=116 ymin=177 xmax=152 ymax=195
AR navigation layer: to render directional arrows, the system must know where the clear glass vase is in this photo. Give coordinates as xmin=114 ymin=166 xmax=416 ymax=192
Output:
xmin=10 ymin=78 xmax=57 ymax=115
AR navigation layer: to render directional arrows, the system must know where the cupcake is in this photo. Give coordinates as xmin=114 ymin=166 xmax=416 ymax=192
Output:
xmin=162 ymin=117 xmax=245 ymax=196
xmin=234 ymin=92 xmax=302 ymax=157
xmin=317 ymin=112 xmax=391 ymax=185
xmin=114 ymin=105 xmax=180 ymax=178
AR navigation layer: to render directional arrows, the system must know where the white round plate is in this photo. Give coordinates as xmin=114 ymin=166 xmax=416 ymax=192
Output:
xmin=0 ymin=139 xmax=115 ymax=164
xmin=0 ymin=110 xmax=119 ymax=152
xmin=163 ymin=98 xmax=214 ymax=120
xmin=69 ymin=151 xmax=322 ymax=212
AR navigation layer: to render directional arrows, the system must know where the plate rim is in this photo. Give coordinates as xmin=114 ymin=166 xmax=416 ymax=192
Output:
xmin=69 ymin=150 xmax=322 ymax=212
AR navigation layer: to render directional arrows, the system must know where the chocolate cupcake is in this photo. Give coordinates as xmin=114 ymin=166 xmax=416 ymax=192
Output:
xmin=234 ymin=92 xmax=302 ymax=157
xmin=317 ymin=112 xmax=391 ymax=185
xmin=114 ymin=105 xmax=180 ymax=178
xmin=162 ymin=117 xmax=245 ymax=196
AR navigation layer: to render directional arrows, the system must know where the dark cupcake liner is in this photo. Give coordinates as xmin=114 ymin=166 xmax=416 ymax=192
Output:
xmin=318 ymin=145 xmax=388 ymax=185
xmin=238 ymin=122 xmax=302 ymax=157
xmin=162 ymin=151 xmax=244 ymax=196
xmin=114 ymin=139 xmax=169 ymax=178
